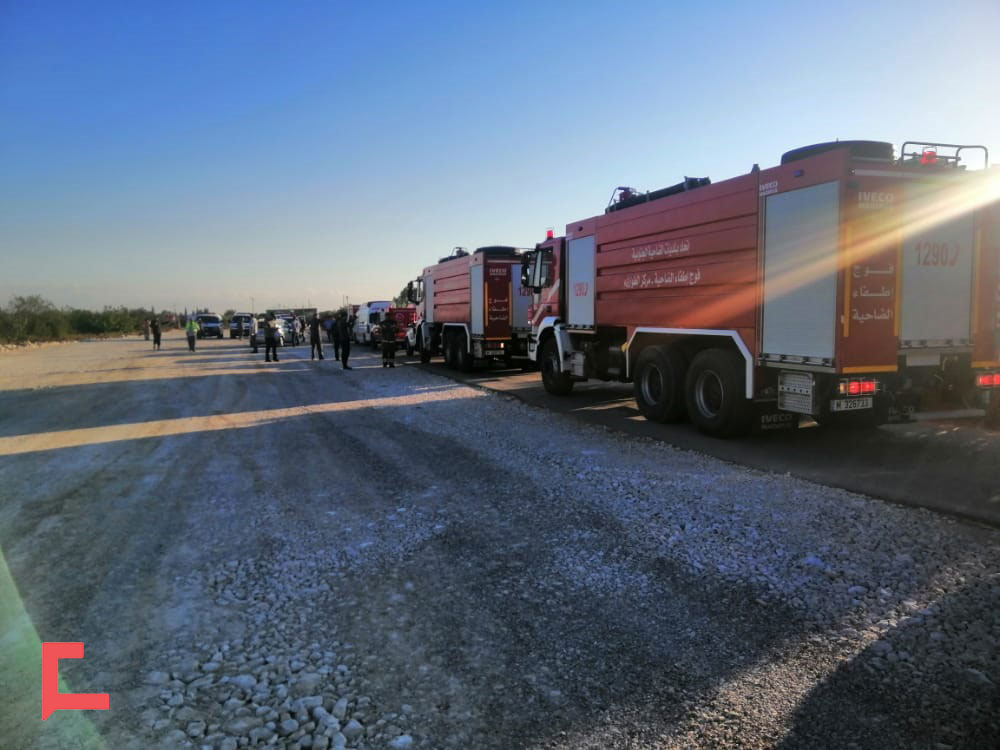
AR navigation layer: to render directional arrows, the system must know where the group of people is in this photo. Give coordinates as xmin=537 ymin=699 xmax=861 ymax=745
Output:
xmin=256 ymin=310 xmax=355 ymax=369
xmin=146 ymin=310 xmax=385 ymax=372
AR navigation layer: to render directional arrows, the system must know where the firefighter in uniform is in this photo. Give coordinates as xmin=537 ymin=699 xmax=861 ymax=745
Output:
xmin=309 ymin=312 xmax=324 ymax=360
xmin=336 ymin=312 xmax=352 ymax=369
xmin=380 ymin=314 xmax=397 ymax=368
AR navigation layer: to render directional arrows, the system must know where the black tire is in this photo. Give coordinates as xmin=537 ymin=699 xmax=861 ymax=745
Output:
xmin=539 ymin=337 xmax=573 ymax=396
xmin=457 ymin=336 xmax=474 ymax=372
xmin=684 ymin=348 xmax=752 ymax=437
xmin=444 ymin=334 xmax=458 ymax=369
xmin=633 ymin=345 xmax=687 ymax=422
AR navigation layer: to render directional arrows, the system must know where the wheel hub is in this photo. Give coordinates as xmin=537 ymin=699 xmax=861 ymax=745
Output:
xmin=695 ymin=370 xmax=724 ymax=417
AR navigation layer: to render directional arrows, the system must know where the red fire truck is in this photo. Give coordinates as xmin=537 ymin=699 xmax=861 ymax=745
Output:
xmin=520 ymin=140 xmax=999 ymax=437
xmin=407 ymin=246 xmax=532 ymax=369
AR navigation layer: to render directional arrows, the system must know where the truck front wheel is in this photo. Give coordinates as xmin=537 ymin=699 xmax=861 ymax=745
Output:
xmin=540 ymin=337 xmax=573 ymax=396
xmin=684 ymin=348 xmax=751 ymax=437
xmin=634 ymin=345 xmax=687 ymax=422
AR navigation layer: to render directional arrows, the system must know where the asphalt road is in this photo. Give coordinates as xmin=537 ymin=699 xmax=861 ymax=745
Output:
xmin=412 ymin=358 xmax=1000 ymax=526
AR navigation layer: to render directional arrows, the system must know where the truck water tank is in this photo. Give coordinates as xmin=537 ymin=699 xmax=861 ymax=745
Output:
xmin=780 ymin=140 xmax=893 ymax=164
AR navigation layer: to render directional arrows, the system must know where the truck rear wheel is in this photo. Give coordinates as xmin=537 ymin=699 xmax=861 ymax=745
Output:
xmin=634 ymin=345 xmax=687 ymax=422
xmin=684 ymin=348 xmax=751 ymax=437
xmin=457 ymin=336 xmax=474 ymax=372
xmin=540 ymin=337 xmax=573 ymax=396
xmin=444 ymin=334 xmax=459 ymax=369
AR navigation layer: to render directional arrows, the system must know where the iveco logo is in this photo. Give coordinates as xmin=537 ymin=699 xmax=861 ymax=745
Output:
xmin=488 ymin=266 xmax=508 ymax=277
xmin=858 ymin=192 xmax=894 ymax=204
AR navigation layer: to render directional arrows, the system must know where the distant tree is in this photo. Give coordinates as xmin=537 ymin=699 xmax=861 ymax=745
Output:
xmin=392 ymin=286 xmax=409 ymax=306
xmin=222 ymin=308 xmax=236 ymax=324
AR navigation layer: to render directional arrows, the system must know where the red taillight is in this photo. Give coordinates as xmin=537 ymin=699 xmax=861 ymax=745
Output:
xmin=839 ymin=377 xmax=878 ymax=396
xmin=977 ymin=372 xmax=1000 ymax=388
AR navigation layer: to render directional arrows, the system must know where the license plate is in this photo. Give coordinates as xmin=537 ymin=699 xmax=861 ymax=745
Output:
xmin=830 ymin=397 xmax=873 ymax=412
xmin=485 ymin=350 xmax=504 ymax=357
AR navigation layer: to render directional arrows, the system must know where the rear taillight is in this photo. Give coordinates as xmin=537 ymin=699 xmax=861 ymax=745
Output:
xmin=976 ymin=372 xmax=1000 ymax=388
xmin=838 ymin=377 xmax=879 ymax=396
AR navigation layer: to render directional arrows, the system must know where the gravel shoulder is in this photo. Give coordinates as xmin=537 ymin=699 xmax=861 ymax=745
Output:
xmin=1 ymin=335 xmax=997 ymax=749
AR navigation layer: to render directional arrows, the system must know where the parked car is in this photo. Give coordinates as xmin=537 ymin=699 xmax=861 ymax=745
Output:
xmin=229 ymin=313 xmax=252 ymax=338
xmin=280 ymin=316 xmax=300 ymax=346
xmin=196 ymin=313 xmax=224 ymax=339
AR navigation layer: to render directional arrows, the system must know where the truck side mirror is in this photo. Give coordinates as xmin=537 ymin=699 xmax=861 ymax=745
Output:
xmin=520 ymin=261 xmax=531 ymax=289
xmin=406 ymin=281 xmax=415 ymax=303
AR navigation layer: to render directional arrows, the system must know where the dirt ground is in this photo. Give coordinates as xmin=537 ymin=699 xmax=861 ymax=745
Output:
xmin=1 ymin=333 xmax=997 ymax=750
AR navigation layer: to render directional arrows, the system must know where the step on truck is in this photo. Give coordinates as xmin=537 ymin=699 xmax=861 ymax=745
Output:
xmin=520 ymin=140 xmax=999 ymax=437
xmin=407 ymin=246 xmax=532 ymax=370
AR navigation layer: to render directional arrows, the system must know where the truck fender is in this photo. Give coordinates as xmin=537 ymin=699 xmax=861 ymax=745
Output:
xmin=442 ymin=323 xmax=472 ymax=352
xmin=532 ymin=316 xmax=561 ymax=363
xmin=536 ymin=319 xmax=572 ymax=372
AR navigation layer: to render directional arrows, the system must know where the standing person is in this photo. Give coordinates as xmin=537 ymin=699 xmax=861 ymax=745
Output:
xmin=264 ymin=313 xmax=280 ymax=362
xmin=142 ymin=318 xmax=150 ymax=341
xmin=323 ymin=315 xmax=334 ymax=344
xmin=336 ymin=312 xmax=352 ymax=369
xmin=249 ymin=315 xmax=259 ymax=354
xmin=309 ymin=312 xmax=324 ymax=360
xmin=331 ymin=314 xmax=342 ymax=360
xmin=380 ymin=314 xmax=397 ymax=368
xmin=185 ymin=317 xmax=200 ymax=351
xmin=150 ymin=317 xmax=162 ymax=350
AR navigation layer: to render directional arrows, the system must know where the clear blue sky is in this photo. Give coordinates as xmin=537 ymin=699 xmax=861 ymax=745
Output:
xmin=2 ymin=0 xmax=998 ymax=313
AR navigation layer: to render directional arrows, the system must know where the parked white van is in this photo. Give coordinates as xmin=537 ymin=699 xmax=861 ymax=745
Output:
xmin=353 ymin=300 xmax=392 ymax=344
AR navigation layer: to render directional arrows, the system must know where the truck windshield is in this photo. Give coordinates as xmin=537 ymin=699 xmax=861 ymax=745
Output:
xmin=525 ymin=248 xmax=553 ymax=289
